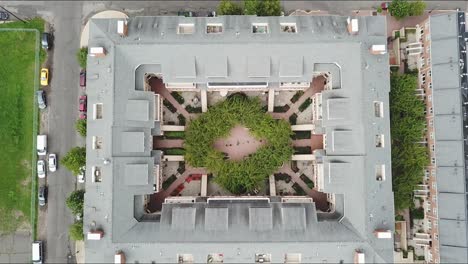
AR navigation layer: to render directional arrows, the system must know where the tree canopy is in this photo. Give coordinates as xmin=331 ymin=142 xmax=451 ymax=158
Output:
xmin=184 ymin=95 xmax=293 ymax=194
xmin=61 ymin=147 xmax=86 ymax=175
xmin=76 ymin=47 xmax=88 ymax=69
xmin=217 ymin=0 xmax=243 ymax=15
xmin=69 ymin=221 xmax=84 ymax=241
xmin=75 ymin=119 xmax=86 ymax=137
xmin=390 ymin=73 xmax=428 ymax=211
xmin=389 ymin=0 xmax=426 ymax=20
xmin=66 ymin=189 xmax=85 ymax=215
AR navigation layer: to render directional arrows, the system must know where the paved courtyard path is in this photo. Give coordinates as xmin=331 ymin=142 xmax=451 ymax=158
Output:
xmin=213 ymin=125 xmax=266 ymax=161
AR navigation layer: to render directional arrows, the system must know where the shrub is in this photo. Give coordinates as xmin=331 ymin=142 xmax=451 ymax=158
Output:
xmin=76 ymin=47 xmax=88 ymax=69
xmin=69 ymin=221 xmax=84 ymax=241
xmin=177 ymin=162 xmax=186 ymax=174
xmin=163 ymin=148 xmax=186 ymax=155
xmin=244 ymin=0 xmax=282 ymax=16
xmin=75 ymin=119 xmax=86 ymax=137
xmin=162 ymin=175 xmax=177 ymax=190
xmin=289 ymin=113 xmax=297 ymax=125
xmin=294 ymin=147 xmax=311 ymax=154
xmin=274 ymin=173 xmax=291 ymax=183
xmin=164 ymin=131 xmax=185 ymax=139
xmin=377 ymin=6 xmax=383 ymax=13
xmin=217 ymin=0 xmax=243 ymax=15
xmin=171 ymin=92 xmax=185 ymax=104
xmin=298 ymin=98 xmax=312 ymax=112
xmin=66 ymin=189 xmax=85 ymax=215
xmin=178 ymin=114 xmax=186 ymax=126
xmin=163 ymin=99 xmax=177 ymax=113
xmin=184 ymin=96 xmax=293 ymax=194
xmin=300 ymin=174 xmax=314 ymax=189
xmin=410 ymin=207 xmax=425 ymax=220
xmin=186 ymin=105 xmax=202 ymax=113
xmin=61 ymin=147 xmax=86 ymax=175
xmin=290 ymin=91 xmax=304 ymax=103
xmin=291 ymin=131 xmax=311 ymax=140
xmin=273 ymin=105 xmax=290 ymax=113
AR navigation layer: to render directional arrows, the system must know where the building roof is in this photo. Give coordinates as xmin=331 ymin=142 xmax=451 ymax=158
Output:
xmin=84 ymin=15 xmax=394 ymax=263
xmin=430 ymin=12 xmax=468 ymax=264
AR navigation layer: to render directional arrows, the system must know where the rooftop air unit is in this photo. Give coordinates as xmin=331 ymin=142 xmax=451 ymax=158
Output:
xmin=347 ymin=17 xmax=359 ymax=34
xmin=117 ymin=20 xmax=128 ymax=37
xmin=370 ymin=45 xmax=387 ymax=55
xmin=89 ymin=47 xmax=106 ymax=58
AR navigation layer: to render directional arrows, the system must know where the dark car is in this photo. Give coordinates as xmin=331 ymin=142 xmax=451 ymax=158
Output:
xmin=0 ymin=11 xmax=9 ymax=20
xmin=79 ymin=95 xmax=87 ymax=119
xmin=80 ymin=70 xmax=86 ymax=88
xmin=177 ymin=11 xmax=193 ymax=17
xmin=41 ymin=33 xmax=51 ymax=50
xmin=38 ymin=186 xmax=48 ymax=206
xmin=36 ymin=90 xmax=47 ymax=110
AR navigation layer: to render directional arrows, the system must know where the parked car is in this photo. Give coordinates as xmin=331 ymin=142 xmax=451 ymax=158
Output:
xmin=0 ymin=11 xmax=9 ymax=20
xmin=79 ymin=95 xmax=87 ymax=119
xmin=41 ymin=32 xmax=51 ymax=50
xmin=32 ymin=241 xmax=44 ymax=264
xmin=177 ymin=11 xmax=193 ymax=17
xmin=37 ymin=160 xmax=46 ymax=178
xmin=38 ymin=185 xmax=48 ymax=206
xmin=48 ymin=153 xmax=56 ymax=172
xmin=80 ymin=70 xmax=86 ymax=88
xmin=36 ymin=90 xmax=47 ymax=110
xmin=40 ymin=68 xmax=49 ymax=86
xmin=77 ymin=166 xmax=85 ymax=183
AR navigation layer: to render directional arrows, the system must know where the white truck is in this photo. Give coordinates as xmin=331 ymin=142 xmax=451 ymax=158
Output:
xmin=37 ymin=135 xmax=47 ymax=156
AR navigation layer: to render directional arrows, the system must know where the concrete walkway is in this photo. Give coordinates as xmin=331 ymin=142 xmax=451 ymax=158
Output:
xmin=154 ymin=139 xmax=184 ymax=149
xmin=149 ymin=77 xmax=197 ymax=120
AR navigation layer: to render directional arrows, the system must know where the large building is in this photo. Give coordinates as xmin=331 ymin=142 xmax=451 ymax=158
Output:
xmin=412 ymin=12 xmax=468 ymax=263
xmin=83 ymin=15 xmax=394 ymax=263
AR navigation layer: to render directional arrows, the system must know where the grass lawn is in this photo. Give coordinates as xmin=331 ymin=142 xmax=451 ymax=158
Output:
xmin=0 ymin=18 xmax=44 ymax=233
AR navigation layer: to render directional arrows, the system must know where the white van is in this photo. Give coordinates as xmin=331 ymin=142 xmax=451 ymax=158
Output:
xmin=37 ymin=135 xmax=47 ymax=156
xmin=32 ymin=241 xmax=43 ymax=264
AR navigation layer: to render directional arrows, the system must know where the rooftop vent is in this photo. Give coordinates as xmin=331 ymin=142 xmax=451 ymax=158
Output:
xmin=87 ymin=230 xmax=104 ymax=240
xmin=354 ymin=250 xmax=365 ymax=264
xmin=347 ymin=17 xmax=359 ymax=34
xmin=370 ymin=45 xmax=387 ymax=55
xmin=374 ymin=229 xmax=392 ymax=239
xmin=89 ymin=47 xmax=106 ymax=58
xmin=117 ymin=20 xmax=128 ymax=37
xmin=114 ymin=251 xmax=126 ymax=264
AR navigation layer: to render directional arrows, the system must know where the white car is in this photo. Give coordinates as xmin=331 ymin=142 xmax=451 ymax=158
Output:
xmin=77 ymin=166 xmax=85 ymax=183
xmin=48 ymin=154 xmax=57 ymax=172
xmin=37 ymin=160 xmax=46 ymax=178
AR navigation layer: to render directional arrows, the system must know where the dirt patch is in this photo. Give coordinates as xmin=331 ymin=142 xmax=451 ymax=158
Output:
xmin=213 ymin=125 xmax=266 ymax=161
xmin=20 ymin=177 xmax=31 ymax=187
xmin=13 ymin=210 xmax=24 ymax=219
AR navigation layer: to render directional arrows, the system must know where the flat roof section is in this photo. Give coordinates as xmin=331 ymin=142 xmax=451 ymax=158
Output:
xmin=279 ymin=56 xmax=303 ymax=77
xmin=204 ymin=56 xmax=228 ymax=78
xmin=247 ymin=56 xmax=271 ymax=78
xmin=121 ymin=132 xmax=145 ymax=153
xmin=173 ymin=55 xmax=196 ymax=78
xmin=171 ymin=207 xmax=196 ymax=231
xmin=126 ymin=100 xmax=149 ymax=121
xmin=205 ymin=207 xmax=229 ymax=231
xmin=249 ymin=207 xmax=273 ymax=231
xmin=124 ymin=164 xmax=149 ymax=185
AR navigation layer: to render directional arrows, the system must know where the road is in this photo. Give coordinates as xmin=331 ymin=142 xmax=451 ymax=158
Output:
xmin=43 ymin=2 xmax=83 ymax=263
xmin=1 ymin=1 xmax=468 ymax=263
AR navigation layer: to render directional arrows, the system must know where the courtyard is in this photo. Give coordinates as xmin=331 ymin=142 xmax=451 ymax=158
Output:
xmin=147 ymin=74 xmax=329 ymax=213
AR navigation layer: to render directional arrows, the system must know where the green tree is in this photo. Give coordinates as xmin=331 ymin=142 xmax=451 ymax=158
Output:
xmin=69 ymin=221 xmax=84 ymax=241
xmin=217 ymin=0 xmax=243 ymax=15
xmin=76 ymin=47 xmax=88 ymax=69
xmin=409 ymin=0 xmax=426 ymax=16
xmin=256 ymin=0 xmax=282 ymax=16
xmin=75 ymin=119 xmax=86 ymax=137
xmin=244 ymin=0 xmax=258 ymax=15
xmin=61 ymin=147 xmax=86 ymax=175
xmin=66 ymin=189 xmax=85 ymax=215
xmin=390 ymin=73 xmax=428 ymax=211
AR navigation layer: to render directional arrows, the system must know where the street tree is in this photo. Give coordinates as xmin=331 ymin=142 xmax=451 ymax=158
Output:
xmin=69 ymin=221 xmax=84 ymax=241
xmin=217 ymin=0 xmax=243 ymax=15
xmin=66 ymin=189 xmax=85 ymax=215
xmin=61 ymin=147 xmax=86 ymax=175
xmin=75 ymin=119 xmax=86 ymax=137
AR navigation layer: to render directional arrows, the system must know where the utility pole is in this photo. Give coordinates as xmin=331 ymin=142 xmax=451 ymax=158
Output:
xmin=0 ymin=6 xmax=27 ymax=23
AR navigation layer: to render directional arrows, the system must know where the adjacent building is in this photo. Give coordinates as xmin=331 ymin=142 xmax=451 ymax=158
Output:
xmin=83 ymin=15 xmax=394 ymax=263
xmin=413 ymin=12 xmax=468 ymax=263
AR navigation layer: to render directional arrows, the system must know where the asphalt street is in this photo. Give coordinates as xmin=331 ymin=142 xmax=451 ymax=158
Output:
xmin=1 ymin=1 xmax=467 ymax=263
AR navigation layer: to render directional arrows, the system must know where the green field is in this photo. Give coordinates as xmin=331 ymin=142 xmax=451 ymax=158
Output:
xmin=0 ymin=18 xmax=44 ymax=233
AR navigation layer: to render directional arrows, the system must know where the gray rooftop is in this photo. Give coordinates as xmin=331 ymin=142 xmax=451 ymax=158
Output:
xmin=430 ymin=12 xmax=468 ymax=263
xmin=84 ymin=15 xmax=394 ymax=263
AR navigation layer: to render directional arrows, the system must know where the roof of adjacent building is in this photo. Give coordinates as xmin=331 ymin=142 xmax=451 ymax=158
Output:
xmin=430 ymin=12 xmax=468 ymax=263
xmin=84 ymin=15 xmax=394 ymax=263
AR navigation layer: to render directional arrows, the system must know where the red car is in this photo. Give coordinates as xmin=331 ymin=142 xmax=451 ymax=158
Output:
xmin=79 ymin=95 xmax=87 ymax=119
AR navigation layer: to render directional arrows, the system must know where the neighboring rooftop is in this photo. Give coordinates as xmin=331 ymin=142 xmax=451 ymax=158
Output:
xmin=84 ymin=15 xmax=394 ymax=263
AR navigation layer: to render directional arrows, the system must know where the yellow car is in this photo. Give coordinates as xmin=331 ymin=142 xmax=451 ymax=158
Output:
xmin=40 ymin=68 xmax=49 ymax=86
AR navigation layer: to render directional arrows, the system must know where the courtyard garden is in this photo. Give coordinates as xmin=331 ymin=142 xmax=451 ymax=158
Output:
xmin=184 ymin=95 xmax=294 ymax=194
